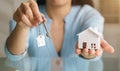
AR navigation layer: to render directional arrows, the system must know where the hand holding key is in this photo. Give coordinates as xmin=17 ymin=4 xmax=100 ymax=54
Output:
xmin=13 ymin=0 xmax=47 ymax=28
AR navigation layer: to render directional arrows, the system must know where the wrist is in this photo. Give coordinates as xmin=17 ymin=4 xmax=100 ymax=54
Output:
xmin=16 ymin=22 xmax=30 ymax=31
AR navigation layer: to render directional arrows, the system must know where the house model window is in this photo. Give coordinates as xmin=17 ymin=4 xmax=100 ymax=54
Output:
xmin=78 ymin=27 xmax=101 ymax=49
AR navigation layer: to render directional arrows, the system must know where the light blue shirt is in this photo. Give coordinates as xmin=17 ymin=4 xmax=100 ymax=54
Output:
xmin=5 ymin=4 xmax=104 ymax=71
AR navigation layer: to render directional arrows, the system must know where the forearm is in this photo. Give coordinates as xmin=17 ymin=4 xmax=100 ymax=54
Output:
xmin=6 ymin=23 xmax=30 ymax=55
xmin=6 ymin=0 xmax=45 ymax=55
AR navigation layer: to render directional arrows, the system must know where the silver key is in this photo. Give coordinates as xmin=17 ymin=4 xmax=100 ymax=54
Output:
xmin=42 ymin=22 xmax=51 ymax=38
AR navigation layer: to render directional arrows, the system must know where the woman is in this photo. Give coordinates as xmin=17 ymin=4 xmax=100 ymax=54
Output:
xmin=5 ymin=0 xmax=114 ymax=70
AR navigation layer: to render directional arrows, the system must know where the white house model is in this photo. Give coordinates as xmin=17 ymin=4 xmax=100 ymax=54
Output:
xmin=78 ymin=27 xmax=101 ymax=49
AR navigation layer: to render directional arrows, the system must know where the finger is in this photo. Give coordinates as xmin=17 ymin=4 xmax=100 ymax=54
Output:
xmin=101 ymin=39 xmax=115 ymax=54
xmin=76 ymin=49 xmax=81 ymax=54
xmin=13 ymin=8 xmax=20 ymax=22
xmin=88 ymin=49 xmax=95 ymax=55
xmin=75 ymin=42 xmax=79 ymax=49
xmin=21 ymin=14 xmax=33 ymax=27
xmin=41 ymin=13 xmax=47 ymax=23
xmin=29 ymin=0 xmax=43 ymax=22
xmin=17 ymin=7 xmax=32 ymax=27
xmin=75 ymin=42 xmax=81 ymax=54
xmin=95 ymin=49 xmax=103 ymax=56
xmin=81 ymin=48 xmax=89 ymax=56
xmin=13 ymin=8 xmax=24 ymax=23
xmin=20 ymin=2 xmax=34 ymax=22
xmin=80 ymin=48 xmax=89 ymax=58
xmin=82 ymin=48 xmax=88 ymax=53
xmin=20 ymin=2 xmax=39 ymax=26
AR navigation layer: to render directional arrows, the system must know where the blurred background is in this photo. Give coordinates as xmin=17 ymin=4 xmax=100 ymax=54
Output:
xmin=0 ymin=0 xmax=120 ymax=71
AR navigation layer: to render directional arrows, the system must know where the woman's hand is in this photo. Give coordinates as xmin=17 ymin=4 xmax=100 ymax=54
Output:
xmin=6 ymin=0 xmax=47 ymax=55
xmin=13 ymin=0 xmax=46 ymax=29
xmin=75 ymin=38 xmax=115 ymax=59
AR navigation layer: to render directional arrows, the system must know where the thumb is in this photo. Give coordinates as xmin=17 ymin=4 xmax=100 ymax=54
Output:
xmin=101 ymin=38 xmax=115 ymax=54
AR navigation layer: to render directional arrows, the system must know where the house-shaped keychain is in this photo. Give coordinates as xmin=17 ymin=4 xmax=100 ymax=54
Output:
xmin=78 ymin=27 xmax=101 ymax=49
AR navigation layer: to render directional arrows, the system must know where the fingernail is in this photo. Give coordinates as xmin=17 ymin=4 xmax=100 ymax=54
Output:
xmin=111 ymin=49 xmax=115 ymax=53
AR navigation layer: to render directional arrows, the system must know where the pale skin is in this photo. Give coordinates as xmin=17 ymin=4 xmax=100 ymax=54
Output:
xmin=6 ymin=0 xmax=114 ymax=59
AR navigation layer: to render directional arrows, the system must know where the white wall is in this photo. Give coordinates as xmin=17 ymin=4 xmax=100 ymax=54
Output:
xmin=103 ymin=24 xmax=120 ymax=58
xmin=0 ymin=0 xmax=14 ymax=57
xmin=0 ymin=0 xmax=27 ymax=57
xmin=103 ymin=24 xmax=120 ymax=71
xmin=93 ymin=0 xmax=100 ymax=10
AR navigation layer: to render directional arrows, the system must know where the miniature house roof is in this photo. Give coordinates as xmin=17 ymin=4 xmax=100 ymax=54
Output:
xmin=77 ymin=27 xmax=101 ymax=37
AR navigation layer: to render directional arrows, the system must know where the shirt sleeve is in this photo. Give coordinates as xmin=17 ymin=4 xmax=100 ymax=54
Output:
xmin=4 ymin=45 xmax=28 ymax=61
xmin=79 ymin=5 xmax=104 ymax=61
xmin=4 ymin=20 xmax=29 ymax=61
xmin=80 ymin=5 xmax=104 ymax=34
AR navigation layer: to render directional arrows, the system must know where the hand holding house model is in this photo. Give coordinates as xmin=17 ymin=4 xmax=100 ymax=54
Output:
xmin=78 ymin=27 xmax=102 ymax=49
